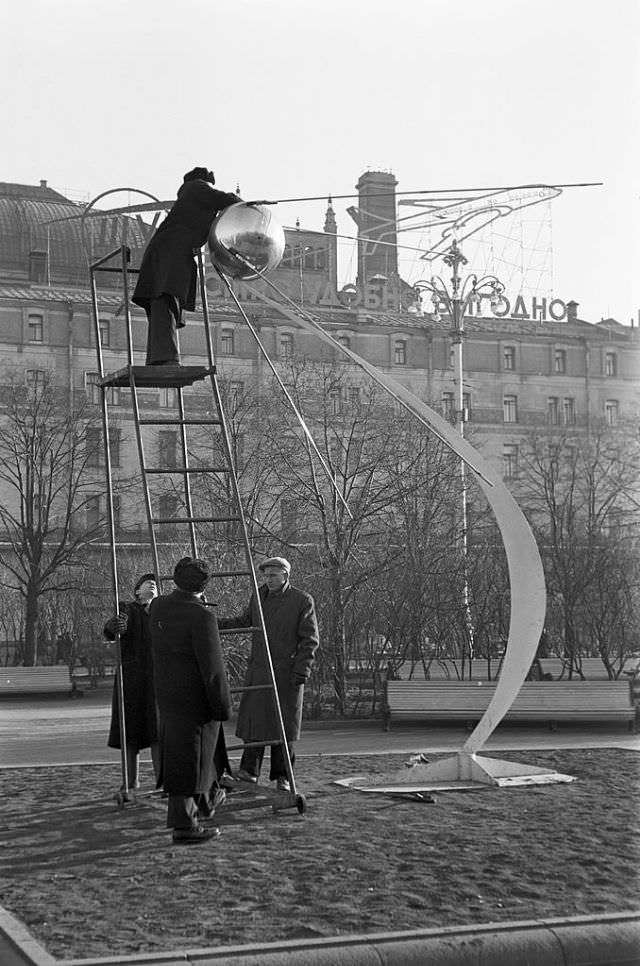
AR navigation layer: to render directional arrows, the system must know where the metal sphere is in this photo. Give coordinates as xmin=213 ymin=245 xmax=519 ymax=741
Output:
xmin=208 ymin=202 xmax=285 ymax=279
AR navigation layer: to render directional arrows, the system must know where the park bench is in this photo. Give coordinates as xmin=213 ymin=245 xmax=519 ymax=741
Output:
xmin=382 ymin=679 xmax=637 ymax=731
xmin=0 ymin=666 xmax=77 ymax=697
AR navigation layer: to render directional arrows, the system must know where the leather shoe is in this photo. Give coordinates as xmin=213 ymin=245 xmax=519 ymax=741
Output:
xmin=237 ymin=767 xmax=258 ymax=783
xmin=276 ymin=777 xmax=291 ymax=793
xmin=172 ymin=825 xmax=220 ymax=844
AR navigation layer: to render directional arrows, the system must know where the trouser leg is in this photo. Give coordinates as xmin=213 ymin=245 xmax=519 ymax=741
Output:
xmin=145 ymin=294 xmax=180 ymax=365
xmin=124 ymin=746 xmax=139 ymax=789
xmin=269 ymin=742 xmax=295 ymax=781
xmin=240 ymin=744 xmax=265 ymax=778
xmin=150 ymin=742 xmax=161 ymax=784
xmin=166 ymin=794 xmax=199 ymax=830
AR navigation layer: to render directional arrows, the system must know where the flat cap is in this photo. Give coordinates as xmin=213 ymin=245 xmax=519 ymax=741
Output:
xmin=258 ymin=556 xmax=291 ymax=574
xmin=173 ymin=556 xmax=210 ymax=592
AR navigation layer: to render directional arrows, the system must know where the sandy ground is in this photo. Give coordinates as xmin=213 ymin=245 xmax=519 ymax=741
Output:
xmin=0 ymin=748 xmax=638 ymax=960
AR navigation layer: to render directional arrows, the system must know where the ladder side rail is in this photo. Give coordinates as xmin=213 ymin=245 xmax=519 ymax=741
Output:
xmin=196 ymin=252 xmax=298 ymax=793
xmin=196 ymin=248 xmax=217 ymax=370
xmin=119 ymin=245 xmax=136 ymax=368
xmin=206 ymin=369 xmax=298 ymax=796
xmin=127 ymin=371 xmax=162 ymax=585
xmin=89 ymin=262 xmax=128 ymax=793
xmin=176 ymin=386 xmax=198 ymax=558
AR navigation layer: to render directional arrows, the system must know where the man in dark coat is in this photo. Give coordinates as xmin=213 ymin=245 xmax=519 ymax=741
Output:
xmin=104 ymin=573 xmax=159 ymax=800
xmin=132 ymin=167 xmax=239 ymax=366
xmin=149 ymin=557 xmax=231 ymax=844
xmin=219 ymin=557 xmax=319 ymax=792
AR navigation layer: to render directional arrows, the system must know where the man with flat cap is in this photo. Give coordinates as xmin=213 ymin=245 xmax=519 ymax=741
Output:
xmin=132 ymin=167 xmax=240 ymax=366
xmin=149 ymin=557 xmax=231 ymax=844
xmin=104 ymin=572 xmax=159 ymax=799
xmin=219 ymin=556 xmax=319 ymax=792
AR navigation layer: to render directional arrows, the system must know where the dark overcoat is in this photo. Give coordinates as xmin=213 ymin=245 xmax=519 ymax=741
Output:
xmin=149 ymin=590 xmax=231 ymax=795
xmin=105 ymin=600 xmax=157 ymax=752
xmin=221 ymin=582 xmax=319 ymax=743
xmin=132 ymin=179 xmax=239 ymax=315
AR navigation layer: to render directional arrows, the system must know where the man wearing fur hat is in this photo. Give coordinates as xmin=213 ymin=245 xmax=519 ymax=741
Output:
xmin=149 ymin=557 xmax=231 ymax=844
xmin=219 ymin=557 xmax=319 ymax=792
xmin=104 ymin=573 xmax=160 ymax=800
xmin=132 ymin=167 xmax=240 ymax=366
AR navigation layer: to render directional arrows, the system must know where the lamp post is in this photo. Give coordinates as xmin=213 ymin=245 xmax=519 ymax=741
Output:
xmin=414 ymin=240 xmax=504 ymax=666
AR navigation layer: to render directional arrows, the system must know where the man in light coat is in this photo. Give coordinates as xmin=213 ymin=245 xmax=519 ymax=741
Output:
xmin=220 ymin=557 xmax=319 ymax=792
xmin=149 ymin=557 xmax=231 ymax=844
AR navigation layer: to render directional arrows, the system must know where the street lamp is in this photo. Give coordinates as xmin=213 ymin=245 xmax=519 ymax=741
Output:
xmin=413 ymin=240 xmax=504 ymax=665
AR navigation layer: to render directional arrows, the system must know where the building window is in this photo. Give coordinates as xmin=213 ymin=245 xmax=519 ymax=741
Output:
xmin=228 ymin=381 xmax=244 ymax=408
xmin=85 ymin=371 xmax=119 ymax=405
xmin=337 ymin=335 xmax=351 ymax=350
xmin=503 ymin=444 xmax=519 ymax=480
xmin=462 ymin=391 xmax=472 ymax=422
xmin=280 ymin=333 xmax=293 ymax=361
xmin=554 ymin=349 xmax=567 ymax=374
xmin=158 ymin=430 xmax=177 ymax=468
xmin=604 ymin=352 xmax=617 ymax=376
xmin=86 ymin=495 xmax=101 ymax=530
xmin=28 ymin=313 xmax=44 ymax=343
xmin=605 ymin=399 xmax=619 ymax=426
xmin=231 ymin=433 xmax=244 ymax=471
xmin=159 ymin=387 xmax=177 ymax=408
xmin=548 ymin=397 xmax=560 ymax=425
xmin=441 ymin=391 xmax=455 ymax=419
xmin=99 ymin=318 xmax=110 ymax=347
xmin=109 ymin=428 xmax=121 ymax=468
xmin=503 ymin=395 xmax=518 ymax=423
xmin=330 ymin=390 xmax=342 ymax=415
xmin=29 ymin=251 xmax=47 ymax=283
xmin=348 ymin=386 xmax=360 ymax=410
xmin=25 ymin=368 xmax=46 ymax=388
xmin=280 ymin=497 xmax=298 ymax=540
xmin=503 ymin=346 xmax=516 ymax=370
xmin=563 ymin=397 xmax=576 ymax=425
xmin=158 ymin=493 xmax=178 ymax=524
xmin=394 ymin=340 xmax=407 ymax=365
xmin=220 ymin=329 xmax=235 ymax=355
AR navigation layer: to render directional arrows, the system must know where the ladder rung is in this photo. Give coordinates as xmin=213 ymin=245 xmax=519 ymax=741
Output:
xmin=229 ymin=685 xmax=274 ymax=694
xmin=144 ymin=467 xmax=230 ymax=475
xmin=219 ymin=626 xmax=261 ymax=634
xmin=208 ymin=569 xmax=252 ymax=578
xmin=138 ymin=418 xmax=222 ymax=426
xmin=225 ymin=739 xmax=283 ymax=752
xmin=152 ymin=515 xmax=242 ymax=525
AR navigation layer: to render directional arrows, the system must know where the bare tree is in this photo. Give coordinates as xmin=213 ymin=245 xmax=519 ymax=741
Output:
xmin=517 ymin=422 xmax=640 ymax=673
xmin=0 ymin=373 xmax=107 ymax=665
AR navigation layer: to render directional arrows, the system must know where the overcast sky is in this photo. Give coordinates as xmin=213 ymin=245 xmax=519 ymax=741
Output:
xmin=3 ymin=0 xmax=639 ymax=324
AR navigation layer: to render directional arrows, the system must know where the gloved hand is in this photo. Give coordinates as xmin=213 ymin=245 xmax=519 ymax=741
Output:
xmin=105 ymin=614 xmax=128 ymax=636
xmin=293 ymin=672 xmax=307 ymax=686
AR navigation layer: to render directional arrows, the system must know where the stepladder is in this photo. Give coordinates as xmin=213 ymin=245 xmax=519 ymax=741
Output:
xmin=89 ymin=243 xmax=306 ymax=815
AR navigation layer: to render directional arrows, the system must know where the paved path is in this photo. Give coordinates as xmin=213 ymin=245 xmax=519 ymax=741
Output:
xmin=1 ymin=690 xmax=638 ymax=768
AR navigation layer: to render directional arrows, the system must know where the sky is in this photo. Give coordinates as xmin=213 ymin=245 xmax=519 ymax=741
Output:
xmin=2 ymin=0 xmax=639 ymax=324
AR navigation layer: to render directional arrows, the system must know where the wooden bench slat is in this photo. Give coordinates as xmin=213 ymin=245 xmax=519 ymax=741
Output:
xmin=383 ymin=680 xmax=637 ymax=729
xmin=0 ymin=666 xmax=74 ymax=695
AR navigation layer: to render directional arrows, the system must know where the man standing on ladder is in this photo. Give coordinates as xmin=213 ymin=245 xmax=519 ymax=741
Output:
xmin=220 ymin=557 xmax=319 ymax=792
xmin=132 ymin=166 xmax=239 ymax=366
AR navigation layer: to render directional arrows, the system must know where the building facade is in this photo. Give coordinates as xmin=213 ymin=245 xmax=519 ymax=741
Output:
xmin=0 ymin=173 xmax=638 ymax=532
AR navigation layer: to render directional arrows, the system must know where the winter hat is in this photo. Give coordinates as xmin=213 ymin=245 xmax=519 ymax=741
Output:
xmin=183 ymin=167 xmax=215 ymax=184
xmin=173 ymin=557 xmax=210 ymax=592
xmin=134 ymin=573 xmax=156 ymax=595
xmin=258 ymin=556 xmax=291 ymax=574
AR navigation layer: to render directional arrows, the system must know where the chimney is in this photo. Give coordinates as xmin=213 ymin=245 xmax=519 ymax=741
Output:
xmin=566 ymin=300 xmax=578 ymax=322
xmin=352 ymin=170 xmax=398 ymax=288
xmin=40 ymin=179 xmax=48 ymax=189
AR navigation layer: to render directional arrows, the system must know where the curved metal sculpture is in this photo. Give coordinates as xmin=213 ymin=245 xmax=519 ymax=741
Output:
xmin=248 ymin=286 xmax=547 ymax=762
xmin=208 ymin=202 xmax=285 ymax=279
